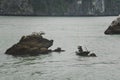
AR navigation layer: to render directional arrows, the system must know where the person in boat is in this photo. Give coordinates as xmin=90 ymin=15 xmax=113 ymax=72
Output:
xmin=78 ymin=46 xmax=83 ymax=53
xmin=77 ymin=46 xmax=90 ymax=56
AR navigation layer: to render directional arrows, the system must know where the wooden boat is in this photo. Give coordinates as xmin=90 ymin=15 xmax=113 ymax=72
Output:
xmin=76 ymin=51 xmax=90 ymax=56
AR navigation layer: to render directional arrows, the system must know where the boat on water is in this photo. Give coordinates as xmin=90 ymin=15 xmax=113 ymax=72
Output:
xmin=76 ymin=46 xmax=96 ymax=57
xmin=76 ymin=51 xmax=90 ymax=56
xmin=76 ymin=46 xmax=90 ymax=56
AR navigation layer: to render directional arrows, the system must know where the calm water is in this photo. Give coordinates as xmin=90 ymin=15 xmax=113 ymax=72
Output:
xmin=0 ymin=16 xmax=120 ymax=80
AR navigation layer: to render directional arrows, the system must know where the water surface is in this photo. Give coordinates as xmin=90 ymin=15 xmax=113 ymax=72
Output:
xmin=0 ymin=16 xmax=120 ymax=80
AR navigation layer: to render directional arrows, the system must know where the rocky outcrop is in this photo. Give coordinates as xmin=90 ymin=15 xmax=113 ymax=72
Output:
xmin=105 ymin=16 xmax=120 ymax=34
xmin=5 ymin=32 xmax=53 ymax=56
xmin=53 ymin=47 xmax=65 ymax=52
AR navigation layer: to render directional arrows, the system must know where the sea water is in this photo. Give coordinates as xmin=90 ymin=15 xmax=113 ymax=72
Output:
xmin=0 ymin=16 xmax=120 ymax=80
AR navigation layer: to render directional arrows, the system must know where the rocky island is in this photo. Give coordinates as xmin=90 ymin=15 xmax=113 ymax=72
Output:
xmin=105 ymin=16 xmax=120 ymax=34
xmin=5 ymin=32 xmax=54 ymax=56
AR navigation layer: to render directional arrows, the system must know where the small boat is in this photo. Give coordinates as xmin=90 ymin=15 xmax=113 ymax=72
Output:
xmin=76 ymin=51 xmax=90 ymax=56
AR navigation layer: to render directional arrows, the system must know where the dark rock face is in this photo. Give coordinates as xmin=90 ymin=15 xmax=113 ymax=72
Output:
xmin=1 ymin=0 xmax=120 ymax=16
xmin=0 ymin=0 xmax=34 ymax=15
xmin=5 ymin=32 xmax=53 ymax=56
xmin=105 ymin=17 xmax=120 ymax=34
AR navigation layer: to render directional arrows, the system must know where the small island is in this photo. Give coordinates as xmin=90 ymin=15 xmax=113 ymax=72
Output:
xmin=5 ymin=32 xmax=54 ymax=56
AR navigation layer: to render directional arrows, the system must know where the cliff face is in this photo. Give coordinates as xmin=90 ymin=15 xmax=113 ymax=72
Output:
xmin=0 ymin=0 xmax=33 ymax=15
xmin=0 ymin=0 xmax=120 ymax=16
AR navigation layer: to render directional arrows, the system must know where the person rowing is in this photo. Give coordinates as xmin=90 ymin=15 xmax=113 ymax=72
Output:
xmin=76 ymin=46 xmax=90 ymax=56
